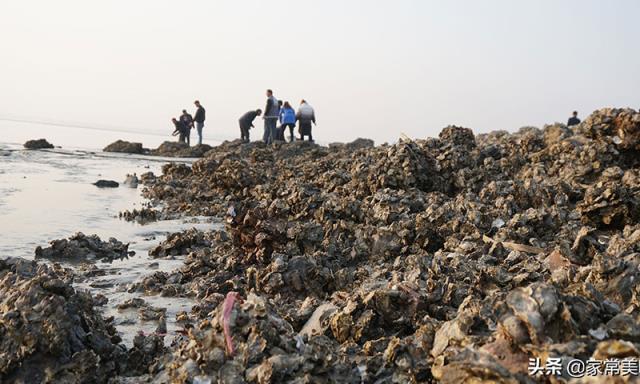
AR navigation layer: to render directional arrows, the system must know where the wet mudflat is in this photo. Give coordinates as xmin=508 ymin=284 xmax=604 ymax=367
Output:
xmin=0 ymin=144 xmax=218 ymax=346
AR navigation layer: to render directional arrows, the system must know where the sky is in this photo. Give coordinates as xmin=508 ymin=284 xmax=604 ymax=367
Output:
xmin=1 ymin=0 xmax=639 ymax=146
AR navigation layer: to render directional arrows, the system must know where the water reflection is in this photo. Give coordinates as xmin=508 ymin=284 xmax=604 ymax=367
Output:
xmin=0 ymin=143 xmax=219 ymax=345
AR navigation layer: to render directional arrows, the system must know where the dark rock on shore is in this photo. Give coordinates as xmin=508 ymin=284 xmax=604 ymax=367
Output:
xmin=23 ymin=138 xmax=54 ymax=149
xmin=94 ymin=179 xmax=119 ymax=188
xmin=328 ymin=137 xmax=375 ymax=150
xmin=35 ymin=232 xmax=132 ymax=263
xmin=0 ymin=258 xmax=125 ymax=383
xmin=103 ymin=140 xmax=146 ymax=154
xmin=104 ymin=139 xmax=213 ymax=158
xmin=150 ymin=141 xmax=213 ymax=158
xmin=126 ymin=332 xmax=166 ymax=377
xmin=148 ymin=228 xmax=212 ymax=258
xmin=139 ymin=171 xmax=157 ymax=185
xmin=119 ymin=207 xmax=159 ymax=224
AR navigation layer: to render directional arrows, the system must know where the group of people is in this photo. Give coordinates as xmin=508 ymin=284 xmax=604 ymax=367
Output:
xmin=171 ymin=90 xmax=316 ymax=146
xmin=171 ymin=100 xmax=206 ymax=145
xmin=172 ymin=102 xmax=580 ymax=147
xmin=239 ymin=89 xmax=317 ymax=144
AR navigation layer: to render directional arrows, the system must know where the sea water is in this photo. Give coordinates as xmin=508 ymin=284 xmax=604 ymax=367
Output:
xmin=0 ymin=123 xmax=218 ymax=345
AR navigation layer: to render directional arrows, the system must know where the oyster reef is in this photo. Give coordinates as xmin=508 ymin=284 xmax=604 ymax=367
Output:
xmin=2 ymin=108 xmax=640 ymax=383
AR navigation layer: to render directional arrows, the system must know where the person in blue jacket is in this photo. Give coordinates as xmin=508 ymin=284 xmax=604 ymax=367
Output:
xmin=279 ymin=101 xmax=297 ymax=142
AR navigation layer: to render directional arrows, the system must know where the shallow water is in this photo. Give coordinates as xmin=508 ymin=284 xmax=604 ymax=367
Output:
xmin=0 ymin=119 xmax=223 ymax=150
xmin=0 ymin=143 xmax=220 ymax=345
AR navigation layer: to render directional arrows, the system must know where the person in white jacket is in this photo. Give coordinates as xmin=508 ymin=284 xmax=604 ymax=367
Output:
xmin=296 ymin=100 xmax=316 ymax=141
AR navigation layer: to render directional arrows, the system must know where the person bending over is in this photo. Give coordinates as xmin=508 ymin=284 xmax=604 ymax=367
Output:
xmin=171 ymin=118 xmax=188 ymax=143
xmin=239 ymin=109 xmax=262 ymax=142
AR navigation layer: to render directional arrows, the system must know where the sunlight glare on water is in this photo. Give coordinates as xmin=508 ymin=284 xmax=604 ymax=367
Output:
xmin=0 ymin=139 xmax=220 ymax=345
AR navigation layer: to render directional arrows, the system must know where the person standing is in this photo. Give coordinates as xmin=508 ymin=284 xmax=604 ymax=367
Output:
xmin=296 ymin=99 xmax=316 ymax=141
xmin=193 ymin=100 xmax=206 ymax=145
xmin=276 ymin=100 xmax=285 ymax=141
xmin=239 ymin=109 xmax=262 ymax=142
xmin=180 ymin=109 xmax=194 ymax=146
xmin=279 ymin=101 xmax=297 ymax=142
xmin=263 ymin=90 xmax=279 ymax=144
xmin=567 ymin=111 xmax=580 ymax=127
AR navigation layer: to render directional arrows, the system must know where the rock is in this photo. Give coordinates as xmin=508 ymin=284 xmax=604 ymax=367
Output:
xmin=117 ymin=297 xmax=147 ymax=310
xmin=150 ymin=142 xmax=213 ymax=158
xmin=328 ymin=138 xmax=375 ymax=150
xmin=432 ymin=349 xmax=520 ymax=383
xmin=139 ymin=171 xmax=157 ymax=185
xmin=93 ymin=179 xmax=119 ymax=188
xmin=148 ymin=228 xmax=213 ymax=258
xmin=165 ymin=293 xmax=355 ymax=382
xmin=119 ymin=207 xmax=159 ymax=224
xmin=23 ymin=138 xmax=54 ymax=149
xmin=103 ymin=140 xmax=145 ymax=154
xmin=125 ymin=332 xmax=165 ymax=376
xmin=103 ymin=140 xmax=213 ymax=157
xmin=35 ymin=232 xmax=132 ymax=263
xmin=153 ymin=141 xmax=189 ymax=155
xmin=139 ymin=306 xmax=166 ymax=321
xmin=0 ymin=259 xmax=124 ymax=382
xmin=299 ymin=302 xmax=338 ymax=339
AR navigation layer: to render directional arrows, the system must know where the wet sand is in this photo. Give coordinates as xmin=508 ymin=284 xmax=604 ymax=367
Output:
xmin=0 ymin=143 xmax=219 ymax=345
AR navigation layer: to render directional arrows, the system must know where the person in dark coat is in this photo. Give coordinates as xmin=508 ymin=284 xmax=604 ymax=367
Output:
xmin=263 ymin=90 xmax=280 ymax=144
xmin=171 ymin=118 xmax=188 ymax=143
xmin=193 ymin=100 xmax=206 ymax=145
xmin=180 ymin=109 xmax=194 ymax=146
xmin=567 ymin=111 xmax=581 ymax=127
xmin=238 ymin=109 xmax=262 ymax=142
xmin=276 ymin=100 xmax=286 ymax=141
xmin=296 ymin=99 xmax=316 ymax=141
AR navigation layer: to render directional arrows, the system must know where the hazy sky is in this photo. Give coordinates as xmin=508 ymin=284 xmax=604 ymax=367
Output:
xmin=1 ymin=0 xmax=639 ymax=145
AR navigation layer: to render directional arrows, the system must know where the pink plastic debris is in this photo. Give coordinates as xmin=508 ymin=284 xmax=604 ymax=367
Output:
xmin=222 ymin=291 xmax=240 ymax=356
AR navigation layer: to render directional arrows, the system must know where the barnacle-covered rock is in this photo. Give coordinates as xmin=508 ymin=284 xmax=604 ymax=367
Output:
xmin=165 ymin=293 xmax=356 ymax=383
xmin=35 ymin=232 xmax=132 ymax=263
xmin=0 ymin=259 xmax=124 ymax=382
xmin=103 ymin=139 xmax=145 ymax=154
xmin=148 ymin=228 xmax=213 ymax=258
xmin=116 ymin=108 xmax=640 ymax=382
xmin=150 ymin=141 xmax=213 ymax=158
